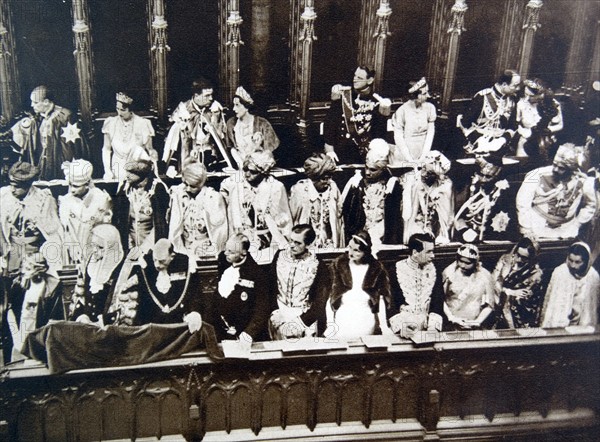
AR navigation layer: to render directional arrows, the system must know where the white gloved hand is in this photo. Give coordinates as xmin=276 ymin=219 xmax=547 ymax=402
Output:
xmin=326 ymin=150 xmax=339 ymax=163
xmin=166 ymin=165 xmax=178 ymax=178
xmin=184 ymin=312 xmax=203 ymax=333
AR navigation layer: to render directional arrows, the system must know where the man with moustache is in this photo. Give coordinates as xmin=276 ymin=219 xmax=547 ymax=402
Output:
xmin=516 ymin=143 xmax=596 ymax=239
xmin=459 ymin=69 xmax=521 ymax=157
xmin=442 ymin=244 xmax=495 ymax=330
xmin=323 ymin=66 xmax=391 ymax=165
xmin=452 ymin=155 xmax=517 ymax=243
xmin=220 ymin=150 xmax=291 ymax=263
xmin=289 ymin=153 xmax=344 ymax=248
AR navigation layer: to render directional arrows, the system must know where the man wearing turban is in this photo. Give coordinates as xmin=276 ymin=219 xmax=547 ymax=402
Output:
xmin=0 ymin=162 xmax=63 ymax=277
xmin=402 ymin=150 xmax=454 ymax=244
xmin=168 ymin=161 xmax=228 ymax=259
xmin=225 ymin=86 xmax=280 ymax=168
xmin=4 ymin=254 xmax=64 ymax=362
xmin=516 ymin=143 xmax=596 ymax=239
xmin=220 ymin=150 xmax=292 ymax=264
xmin=289 ymin=153 xmax=344 ymax=248
xmin=113 ymin=159 xmax=170 ymax=257
xmin=58 ymin=159 xmax=112 ymax=264
xmin=341 ymin=139 xmax=403 ymax=249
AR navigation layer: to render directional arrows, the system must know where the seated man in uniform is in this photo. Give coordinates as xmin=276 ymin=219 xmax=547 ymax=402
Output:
xmin=168 ymin=161 xmax=228 ymax=259
xmin=442 ymin=244 xmax=495 ymax=330
xmin=516 ymin=143 xmax=596 ymax=239
xmin=59 ymin=159 xmax=112 ymax=264
xmin=211 ymin=233 xmax=270 ymax=343
xmin=389 ymin=233 xmax=443 ymax=337
xmin=268 ymin=224 xmax=330 ymax=339
xmin=459 ymin=69 xmax=520 ymax=157
xmin=452 ymin=155 xmax=517 ymax=243
xmin=289 ymin=153 xmax=344 ymax=249
xmin=111 ymin=238 xmax=203 ymax=332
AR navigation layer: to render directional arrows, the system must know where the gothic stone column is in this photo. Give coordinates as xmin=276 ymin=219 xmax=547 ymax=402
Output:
xmin=149 ymin=0 xmax=170 ymax=121
xmin=71 ymin=0 xmax=95 ymax=126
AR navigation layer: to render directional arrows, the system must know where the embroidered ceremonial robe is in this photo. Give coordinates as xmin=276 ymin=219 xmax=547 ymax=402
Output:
xmin=116 ymin=252 xmax=204 ymax=326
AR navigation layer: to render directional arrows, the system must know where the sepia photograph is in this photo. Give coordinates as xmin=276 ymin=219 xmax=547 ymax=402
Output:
xmin=0 ymin=0 xmax=598 ymax=440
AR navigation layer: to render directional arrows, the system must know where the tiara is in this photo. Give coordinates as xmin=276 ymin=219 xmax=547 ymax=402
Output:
xmin=408 ymin=77 xmax=427 ymax=94
xmin=116 ymin=92 xmax=133 ymax=105
xmin=235 ymin=86 xmax=254 ymax=105
xmin=457 ymin=244 xmax=479 ymax=260
xmin=523 ymin=79 xmax=542 ymax=92
xmin=351 ymin=235 xmax=369 ymax=247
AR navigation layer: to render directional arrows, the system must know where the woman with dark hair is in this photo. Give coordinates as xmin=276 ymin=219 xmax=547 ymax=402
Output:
xmin=225 ymin=86 xmax=279 ymax=168
xmin=390 ymin=77 xmax=437 ymax=165
xmin=492 ymin=236 xmax=544 ymax=328
xmin=324 ymin=230 xmax=395 ymax=340
xmin=514 ymin=78 xmax=563 ymax=162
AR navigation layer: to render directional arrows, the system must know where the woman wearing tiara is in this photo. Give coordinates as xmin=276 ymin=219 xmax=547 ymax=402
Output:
xmin=324 ymin=231 xmax=395 ymax=340
xmin=102 ymin=92 xmax=158 ymax=181
xmin=390 ymin=77 xmax=437 ymax=165
xmin=225 ymin=86 xmax=280 ymax=169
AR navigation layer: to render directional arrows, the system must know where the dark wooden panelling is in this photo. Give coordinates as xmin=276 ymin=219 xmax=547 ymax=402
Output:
xmin=10 ymin=0 xmax=77 ymax=111
xmin=166 ymin=0 xmax=220 ymax=108
xmin=530 ymin=0 xmax=575 ymax=90
xmin=89 ymin=0 xmax=151 ymax=112
xmin=384 ymin=0 xmax=434 ymax=98
xmin=310 ymin=0 xmax=362 ymax=102
xmin=454 ymin=0 xmax=505 ymax=98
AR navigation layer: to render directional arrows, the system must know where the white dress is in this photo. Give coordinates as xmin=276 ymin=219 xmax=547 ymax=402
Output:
xmin=327 ymin=262 xmax=391 ymax=340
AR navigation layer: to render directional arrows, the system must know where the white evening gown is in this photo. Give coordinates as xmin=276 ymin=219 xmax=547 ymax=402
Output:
xmin=327 ymin=262 xmax=391 ymax=340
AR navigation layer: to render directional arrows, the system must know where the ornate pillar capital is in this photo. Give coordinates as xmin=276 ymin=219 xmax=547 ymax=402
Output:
xmin=299 ymin=1 xmax=317 ymax=42
xmin=372 ymin=0 xmax=392 ymax=91
xmin=226 ymin=1 xmax=244 ymax=47
xmin=71 ymin=0 xmax=94 ymax=125
xmin=523 ymin=0 xmax=543 ymax=31
xmin=297 ymin=0 xmax=317 ymax=130
xmin=149 ymin=0 xmax=169 ymax=120
xmin=448 ymin=0 xmax=468 ymax=34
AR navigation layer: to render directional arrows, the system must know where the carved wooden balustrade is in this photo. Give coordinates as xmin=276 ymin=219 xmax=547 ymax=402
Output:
xmin=0 ymin=329 xmax=598 ymax=441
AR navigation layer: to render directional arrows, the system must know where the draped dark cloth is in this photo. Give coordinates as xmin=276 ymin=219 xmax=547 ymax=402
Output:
xmin=21 ymin=321 xmax=223 ymax=374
